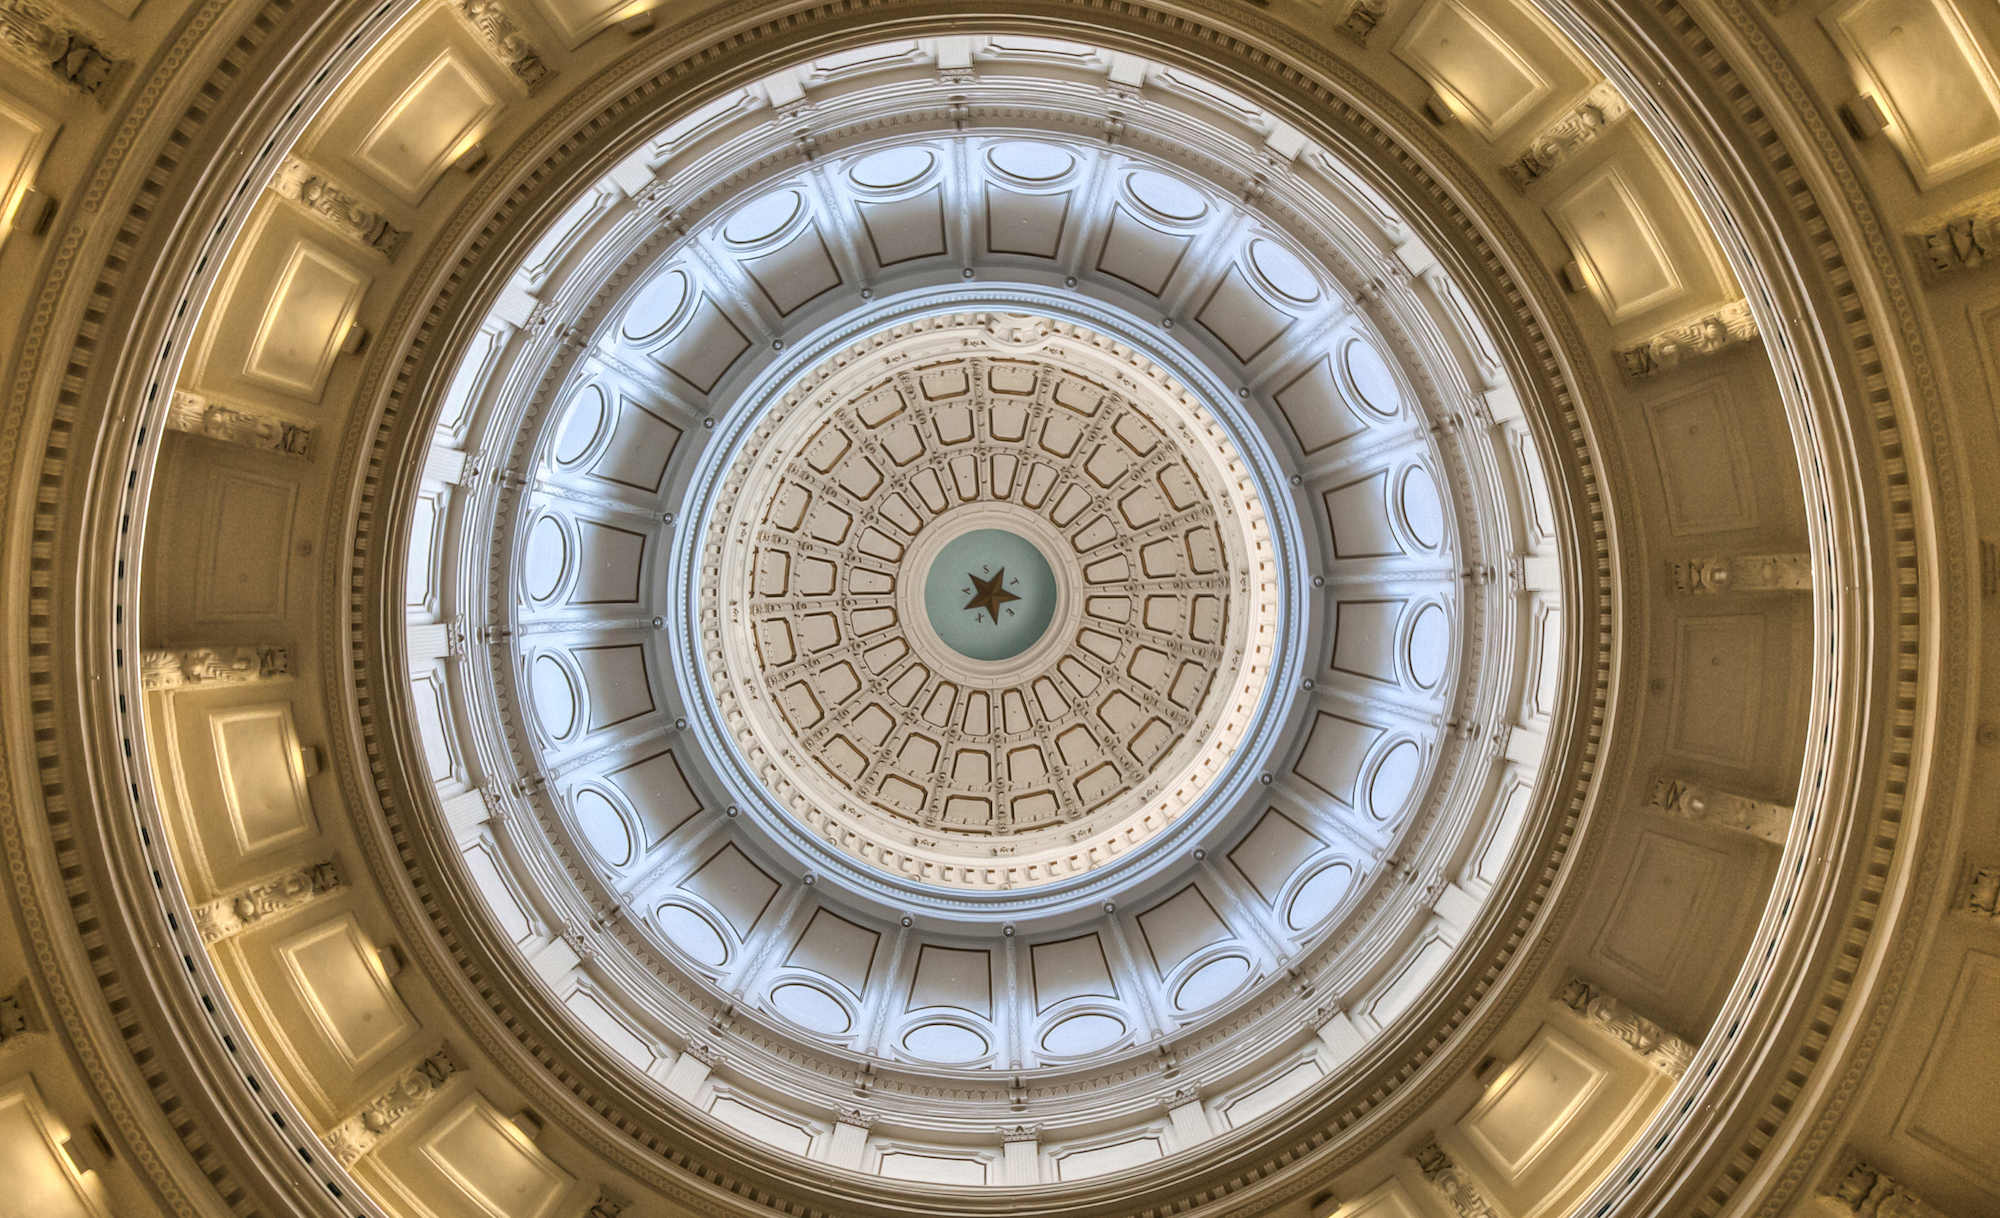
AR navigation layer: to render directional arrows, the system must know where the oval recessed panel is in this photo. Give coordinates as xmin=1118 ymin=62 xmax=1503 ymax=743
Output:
xmin=1288 ymin=861 xmax=1355 ymax=931
xmin=1408 ymin=603 xmax=1449 ymax=689
xmin=1342 ymin=338 xmax=1402 ymax=416
xmin=530 ymin=655 xmax=578 ymax=739
xmin=1249 ymin=239 xmax=1320 ymax=303
xmin=657 ymin=904 xmax=728 ymax=967
xmin=1127 ymin=169 xmax=1206 ymax=221
xmin=553 ymin=385 xmax=610 ymax=465
xmin=987 ymin=140 xmax=1075 ymax=182
xmin=573 ymin=789 xmax=632 ymax=866
xmin=1040 ymin=1012 xmax=1126 ymax=1057
xmin=1368 ymin=740 xmax=1422 ymax=822
xmin=850 ymin=146 xmax=936 ymax=189
xmin=524 ymin=517 xmax=569 ymax=602
xmin=1176 ymin=955 xmax=1251 ymax=1011
xmin=620 ymin=269 xmax=690 ymax=342
xmin=771 ymin=983 xmax=852 ymax=1035
xmin=1400 ymin=466 xmax=1445 ymax=550
xmin=902 ymin=1022 xmax=989 ymax=1064
xmin=723 ymin=189 xmax=804 ymax=244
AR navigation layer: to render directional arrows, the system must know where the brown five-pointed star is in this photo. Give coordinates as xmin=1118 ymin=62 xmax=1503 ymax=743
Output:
xmin=963 ymin=568 xmax=1021 ymax=624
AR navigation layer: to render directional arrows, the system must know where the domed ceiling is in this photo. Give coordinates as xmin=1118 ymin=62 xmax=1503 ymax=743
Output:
xmin=31 ymin=2 xmax=1968 ymax=1216
xmin=403 ymin=39 xmax=1562 ymax=1171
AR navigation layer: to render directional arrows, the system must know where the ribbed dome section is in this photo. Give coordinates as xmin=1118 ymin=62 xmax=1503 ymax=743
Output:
xmin=700 ymin=313 xmax=1277 ymax=889
xmin=405 ymin=44 xmax=1559 ymax=1174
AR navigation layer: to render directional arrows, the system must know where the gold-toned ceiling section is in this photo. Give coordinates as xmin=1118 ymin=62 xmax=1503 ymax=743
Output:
xmin=1822 ymin=0 xmax=2000 ymax=190
xmin=1390 ymin=0 xmax=1597 ymax=142
xmin=1365 ymin=0 xmax=1747 ymax=367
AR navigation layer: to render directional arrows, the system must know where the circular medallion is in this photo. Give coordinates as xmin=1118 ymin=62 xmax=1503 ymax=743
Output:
xmin=921 ymin=528 xmax=1059 ymax=661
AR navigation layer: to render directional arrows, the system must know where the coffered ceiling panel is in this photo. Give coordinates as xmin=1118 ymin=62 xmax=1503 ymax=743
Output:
xmin=1826 ymin=0 xmax=2000 ymax=187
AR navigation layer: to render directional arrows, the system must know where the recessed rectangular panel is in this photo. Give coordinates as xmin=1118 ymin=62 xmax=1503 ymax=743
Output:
xmin=588 ymin=399 xmax=682 ymax=492
xmin=0 ymin=93 xmax=57 ymax=238
xmin=421 ymin=1097 xmax=574 ymax=1218
xmin=859 ymin=189 xmax=948 ymax=265
xmin=1195 ymin=265 xmax=1296 ymax=363
xmin=565 ymin=985 xmax=658 ymax=1071
xmin=1136 ymin=886 xmax=1231 ymax=975
xmin=985 ymin=184 xmax=1070 ymax=256
xmin=785 ymin=909 xmax=881 ymax=995
xmin=606 ymin=749 xmax=703 ymax=847
xmin=907 ymin=945 xmax=992 ymax=1017
xmin=572 ymin=644 xmax=655 ymax=730
xmin=651 ymin=297 xmax=751 ymax=394
xmin=1095 ymin=205 xmax=1194 ymax=294
xmin=1292 ymin=712 xmax=1384 ymax=804
xmin=1460 ymin=1027 xmax=1607 ymax=1178
xmin=1324 ymin=472 xmax=1402 ymax=558
xmin=1394 ymin=0 xmax=1549 ymax=137
xmin=410 ymin=669 xmax=462 ymax=783
xmin=194 ymin=471 xmax=295 ymax=621
xmin=742 ymin=227 xmax=843 ymax=315
xmin=1273 ymin=355 xmax=1369 ymax=453
xmin=279 ymin=914 xmax=418 ymax=1068
xmin=681 ymin=844 xmax=781 ymax=936
xmin=1332 ymin=599 xmax=1406 ymax=685
xmin=1550 ymin=167 xmax=1684 ymax=321
xmin=464 ymin=841 xmax=536 ymax=944
xmin=1592 ymin=831 xmax=1724 ymax=989
xmin=1473 ymin=781 xmax=1533 ymax=888
xmin=569 ymin=521 xmax=647 ymax=604
xmin=244 ymin=241 xmax=367 ymax=398
xmin=878 ymin=1152 xmax=988 ymax=1185
xmin=1030 ymin=934 xmax=1117 ymax=1011
xmin=0 ymin=1079 xmax=105 ymax=1218
xmin=1643 ymin=381 xmax=1756 ymax=535
xmin=1228 ymin=809 xmax=1327 ymax=905
xmin=210 ymin=705 xmax=315 ymax=853
xmin=1332 ymin=1180 xmax=1429 ymax=1218
xmin=1055 ymin=1135 xmax=1163 ymax=1180
xmin=1833 ymin=0 xmax=2000 ymax=184
xmin=1223 ymin=1059 xmax=1324 ymax=1128
xmin=1666 ymin=615 xmax=1765 ymax=767
xmin=408 ymin=490 xmax=443 ymax=609
xmin=707 ymin=1095 xmax=814 ymax=1157
xmin=1366 ymin=935 xmax=1452 ymax=1027
xmin=526 ymin=0 xmax=633 ymax=47
xmin=356 ymin=50 xmax=502 ymax=201
xmin=1897 ymin=951 xmax=2000 ymax=1189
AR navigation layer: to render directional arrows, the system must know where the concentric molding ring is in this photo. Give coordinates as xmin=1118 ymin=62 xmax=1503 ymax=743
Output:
xmin=673 ymin=288 xmax=1308 ymax=919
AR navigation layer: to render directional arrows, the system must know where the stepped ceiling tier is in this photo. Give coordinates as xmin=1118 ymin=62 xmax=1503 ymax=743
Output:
xmin=1 ymin=3 xmax=1993 ymax=1218
xmin=409 ymin=65 xmax=1558 ymax=1152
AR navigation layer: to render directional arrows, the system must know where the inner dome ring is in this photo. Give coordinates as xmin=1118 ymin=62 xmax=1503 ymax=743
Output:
xmin=684 ymin=292 xmax=1295 ymax=910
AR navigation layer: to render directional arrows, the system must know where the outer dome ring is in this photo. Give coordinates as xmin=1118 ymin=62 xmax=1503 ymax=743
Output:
xmin=670 ymin=284 xmax=1311 ymax=919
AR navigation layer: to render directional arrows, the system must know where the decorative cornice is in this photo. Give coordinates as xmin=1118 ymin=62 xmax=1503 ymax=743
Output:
xmin=1617 ymin=298 xmax=1759 ymax=379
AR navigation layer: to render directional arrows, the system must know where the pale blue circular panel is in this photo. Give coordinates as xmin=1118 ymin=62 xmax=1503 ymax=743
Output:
xmin=923 ymin=529 xmax=1059 ymax=661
